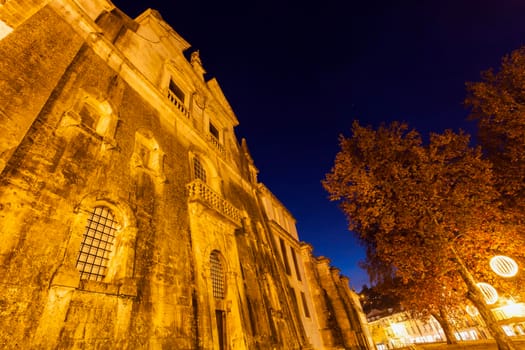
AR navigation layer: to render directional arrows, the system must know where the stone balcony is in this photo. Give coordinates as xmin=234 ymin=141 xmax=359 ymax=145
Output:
xmin=167 ymin=91 xmax=226 ymax=156
xmin=167 ymin=89 xmax=190 ymax=119
xmin=187 ymin=179 xmax=241 ymax=226
xmin=206 ymin=134 xmax=224 ymax=154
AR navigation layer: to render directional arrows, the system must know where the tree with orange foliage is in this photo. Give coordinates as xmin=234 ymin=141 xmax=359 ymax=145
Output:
xmin=466 ymin=46 xmax=525 ymax=228
xmin=363 ymin=254 xmax=464 ymax=345
xmin=324 ymin=121 xmax=523 ymax=350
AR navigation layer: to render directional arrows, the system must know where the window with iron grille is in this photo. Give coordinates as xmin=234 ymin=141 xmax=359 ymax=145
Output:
xmin=193 ymin=157 xmax=207 ymax=182
xmin=210 ymin=251 xmax=225 ymax=299
xmin=76 ymin=206 xmax=118 ymax=281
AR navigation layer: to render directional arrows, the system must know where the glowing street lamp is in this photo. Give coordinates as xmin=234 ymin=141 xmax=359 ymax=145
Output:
xmin=490 ymin=255 xmax=518 ymax=278
xmin=476 ymin=282 xmax=499 ymax=305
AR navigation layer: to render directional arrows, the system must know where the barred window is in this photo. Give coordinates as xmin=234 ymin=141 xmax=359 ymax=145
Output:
xmin=193 ymin=157 xmax=207 ymax=182
xmin=76 ymin=206 xmax=118 ymax=281
xmin=210 ymin=251 xmax=225 ymax=299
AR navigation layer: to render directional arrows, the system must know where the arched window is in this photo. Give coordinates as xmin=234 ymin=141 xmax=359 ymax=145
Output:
xmin=210 ymin=251 xmax=225 ymax=299
xmin=193 ymin=156 xmax=207 ymax=183
xmin=57 ymin=93 xmax=118 ymax=147
xmin=76 ymin=206 xmax=119 ymax=281
xmin=78 ymin=97 xmax=115 ymax=138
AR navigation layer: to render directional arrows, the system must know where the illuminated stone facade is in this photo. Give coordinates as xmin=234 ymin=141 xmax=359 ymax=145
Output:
xmin=0 ymin=1 xmax=373 ymax=349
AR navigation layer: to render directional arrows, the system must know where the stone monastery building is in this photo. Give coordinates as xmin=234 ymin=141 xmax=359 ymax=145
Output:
xmin=0 ymin=0 xmax=373 ymax=348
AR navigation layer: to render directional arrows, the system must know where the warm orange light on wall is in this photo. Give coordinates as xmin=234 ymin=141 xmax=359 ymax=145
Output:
xmin=465 ymin=304 xmax=479 ymax=317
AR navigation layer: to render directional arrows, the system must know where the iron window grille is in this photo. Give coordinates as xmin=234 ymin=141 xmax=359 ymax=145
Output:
xmin=76 ymin=206 xmax=118 ymax=281
xmin=193 ymin=157 xmax=207 ymax=183
xmin=210 ymin=251 xmax=225 ymax=299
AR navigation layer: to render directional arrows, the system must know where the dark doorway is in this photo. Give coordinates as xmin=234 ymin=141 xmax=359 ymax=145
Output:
xmin=215 ymin=309 xmax=226 ymax=350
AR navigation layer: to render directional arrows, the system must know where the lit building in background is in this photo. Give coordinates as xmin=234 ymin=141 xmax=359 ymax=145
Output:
xmin=367 ymin=309 xmax=446 ymax=349
xmin=0 ymin=1 xmax=373 ymax=349
xmin=366 ymin=300 xmax=525 ymax=349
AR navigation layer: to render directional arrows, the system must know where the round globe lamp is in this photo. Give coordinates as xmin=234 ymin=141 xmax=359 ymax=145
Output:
xmin=477 ymin=282 xmax=498 ymax=305
xmin=490 ymin=255 xmax=518 ymax=278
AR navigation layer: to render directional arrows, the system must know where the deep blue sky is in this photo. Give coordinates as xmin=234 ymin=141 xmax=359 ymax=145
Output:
xmin=112 ymin=0 xmax=525 ymax=291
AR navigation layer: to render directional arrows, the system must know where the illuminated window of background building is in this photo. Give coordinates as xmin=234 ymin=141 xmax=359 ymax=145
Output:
xmin=210 ymin=250 xmax=225 ymax=299
xmin=76 ymin=206 xmax=119 ymax=281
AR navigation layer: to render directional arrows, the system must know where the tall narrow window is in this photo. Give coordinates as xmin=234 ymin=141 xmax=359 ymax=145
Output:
xmin=76 ymin=206 xmax=119 ymax=281
xmin=210 ymin=251 xmax=225 ymax=299
xmin=300 ymin=291 xmax=311 ymax=318
xmin=215 ymin=309 xmax=227 ymax=350
xmin=280 ymin=238 xmax=291 ymax=275
xmin=291 ymin=248 xmax=302 ymax=281
xmin=209 ymin=122 xmax=219 ymax=140
xmin=193 ymin=156 xmax=207 ymax=183
xmin=290 ymin=287 xmax=299 ymax=314
xmin=169 ymin=79 xmax=185 ymax=102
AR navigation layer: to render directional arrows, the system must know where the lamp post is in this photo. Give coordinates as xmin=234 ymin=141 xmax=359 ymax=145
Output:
xmin=467 ymin=255 xmax=522 ymax=338
xmin=490 ymin=255 xmax=519 ymax=278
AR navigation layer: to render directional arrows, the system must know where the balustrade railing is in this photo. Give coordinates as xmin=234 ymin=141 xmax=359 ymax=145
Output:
xmin=187 ymin=179 xmax=241 ymax=225
xmin=207 ymin=134 xmax=225 ymax=154
xmin=167 ymin=89 xmax=190 ymax=119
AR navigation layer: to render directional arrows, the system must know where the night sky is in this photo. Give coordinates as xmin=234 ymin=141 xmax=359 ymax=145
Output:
xmin=111 ymin=0 xmax=525 ymax=291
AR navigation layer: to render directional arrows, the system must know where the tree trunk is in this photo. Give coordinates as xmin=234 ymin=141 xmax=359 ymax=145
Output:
xmin=431 ymin=307 xmax=458 ymax=345
xmin=451 ymin=247 xmax=517 ymax=350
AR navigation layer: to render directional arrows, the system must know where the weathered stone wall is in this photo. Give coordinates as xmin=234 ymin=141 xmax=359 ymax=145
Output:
xmin=0 ymin=5 xmax=84 ymax=172
xmin=0 ymin=1 xmax=373 ymax=349
xmin=0 ymin=7 xmax=195 ymax=347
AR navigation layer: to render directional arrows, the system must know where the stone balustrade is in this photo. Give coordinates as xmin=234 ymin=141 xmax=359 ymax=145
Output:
xmin=167 ymin=89 xmax=190 ymax=119
xmin=187 ymin=179 xmax=241 ymax=225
